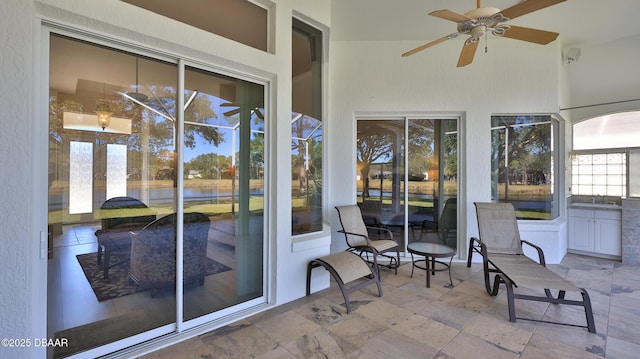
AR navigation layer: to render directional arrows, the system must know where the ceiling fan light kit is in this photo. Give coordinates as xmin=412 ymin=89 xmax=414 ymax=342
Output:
xmin=402 ymin=0 xmax=566 ymax=67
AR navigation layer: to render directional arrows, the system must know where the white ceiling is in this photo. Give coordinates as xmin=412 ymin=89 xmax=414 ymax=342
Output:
xmin=331 ymin=0 xmax=640 ymax=48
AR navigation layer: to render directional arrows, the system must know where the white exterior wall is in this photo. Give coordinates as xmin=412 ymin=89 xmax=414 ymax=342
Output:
xmin=0 ymin=0 xmax=331 ymax=358
xmin=328 ymin=37 xmax=565 ymax=259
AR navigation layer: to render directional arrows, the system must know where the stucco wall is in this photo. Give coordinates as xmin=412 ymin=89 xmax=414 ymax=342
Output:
xmin=328 ymin=37 xmax=563 ymax=258
xmin=563 ymin=34 xmax=640 ymax=122
xmin=1 ymin=0 xmax=332 ymax=357
xmin=0 ymin=1 xmax=38 ymax=358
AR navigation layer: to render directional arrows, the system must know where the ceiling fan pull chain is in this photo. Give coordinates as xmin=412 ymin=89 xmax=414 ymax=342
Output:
xmin=485 ymin=32 xmax=488 ymax=53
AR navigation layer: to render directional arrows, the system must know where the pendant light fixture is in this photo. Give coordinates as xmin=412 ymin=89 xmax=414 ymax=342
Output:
xmin=96 ymin=83 xmax=112 ymax=130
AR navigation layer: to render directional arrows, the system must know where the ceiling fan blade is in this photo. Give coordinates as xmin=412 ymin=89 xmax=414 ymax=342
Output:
xmin=502 ymin=25 xmax=559 ymax=45
xmin=429 ymin=9 xmax=474 ymax=23
xmin=402 ymin=33 xmax=459 ymax=57
xmin=457 ymin=40 xmax=479 ymax=67
xmin=499 ymin=0 xmax=566 ymax=21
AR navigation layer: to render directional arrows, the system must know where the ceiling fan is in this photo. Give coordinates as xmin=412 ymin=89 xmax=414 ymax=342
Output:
xmin=402 ymin=0 xmax=566 ymax=67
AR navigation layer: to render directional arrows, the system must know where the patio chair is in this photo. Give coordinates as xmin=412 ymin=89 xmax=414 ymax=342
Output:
xmin=307 ymin=251 xmax=382 ymax=313
xmin=95 ymin=196 xmax=156 ymax=278
xmin=467 ymin=202 xmax=596 ymax=332
xmin=129 ymin=212 xmax=210 ymax=297
xmin=335 ymin=205 xmax=400 ymax=275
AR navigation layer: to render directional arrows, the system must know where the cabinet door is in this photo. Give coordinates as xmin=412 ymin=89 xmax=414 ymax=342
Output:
xmin=594 ymin=218 xmax=622 ymax=256
xmin=569 ymin=216 xmax=594 ymax=252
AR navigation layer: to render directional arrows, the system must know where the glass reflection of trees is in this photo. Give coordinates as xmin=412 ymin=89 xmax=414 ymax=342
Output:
xmin=491 ymin=115 xmax=556 ymax=220
xmin=291 ymin=113 xmax=323 ymax=234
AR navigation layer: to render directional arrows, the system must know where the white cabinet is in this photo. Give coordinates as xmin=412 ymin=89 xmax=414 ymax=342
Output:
xmin=568 ymin=208 xmax=621 ymax=257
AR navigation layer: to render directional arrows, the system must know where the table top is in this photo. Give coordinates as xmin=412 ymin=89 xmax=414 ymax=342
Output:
xmin=407 ymin=242 xmax=455 ymax=257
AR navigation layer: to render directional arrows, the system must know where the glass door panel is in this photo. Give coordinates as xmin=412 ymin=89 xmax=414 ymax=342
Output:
xmin=357 ymin=118 xmax=458 ymax=252
xmin=48 ymin=34 xmax=178 ymax=357
xmin=357 ymin=120 xmax=406 ymax=248
xmin=183 ymin=67 xmax=265 ymax=321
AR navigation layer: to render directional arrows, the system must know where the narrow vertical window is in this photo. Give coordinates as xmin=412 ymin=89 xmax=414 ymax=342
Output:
xmin=292 ymin=19 xmax=323 ymax=235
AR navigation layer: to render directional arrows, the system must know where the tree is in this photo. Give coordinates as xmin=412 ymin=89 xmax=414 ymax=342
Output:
xmin=357 ymin=129 xmax=394 ymax=198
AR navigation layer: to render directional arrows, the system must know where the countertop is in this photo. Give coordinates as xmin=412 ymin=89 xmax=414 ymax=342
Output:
xmin=569 ymin=203 xmax=622 ymax=211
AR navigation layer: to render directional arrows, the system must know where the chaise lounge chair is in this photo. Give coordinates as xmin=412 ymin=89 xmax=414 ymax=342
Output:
xmin=467 ymin=202 xmax=596 ymax=333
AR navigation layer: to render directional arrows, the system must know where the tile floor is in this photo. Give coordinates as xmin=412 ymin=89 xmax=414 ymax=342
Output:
xmin=142 ymin=254 xmax=640 ymax=359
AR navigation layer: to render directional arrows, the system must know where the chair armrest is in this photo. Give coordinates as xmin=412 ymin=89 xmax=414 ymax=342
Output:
xmin=365 ymin=226 xmax=394 ymax=241
xmin=521 ymin=240 xmax=546 ymax=266
xmin=470 ymin=237 xmax=488 ymax=258
xmin=338 ymin=230 xmax=372 ymax=246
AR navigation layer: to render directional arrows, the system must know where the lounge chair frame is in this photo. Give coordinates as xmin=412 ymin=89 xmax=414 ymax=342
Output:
xmin=306 ymin=251 xmax=382 ymax=313
xmin=467 ymin=202 xmax=596 ymax=333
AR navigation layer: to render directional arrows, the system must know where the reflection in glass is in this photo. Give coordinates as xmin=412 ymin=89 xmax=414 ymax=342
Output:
xmin=48 ymin=34 xmax=177 ymax=357
xmin=292 ymin=19 xmax=323 ymax=235
xmin=491 ymin=115 xmax=558 ymax=220
xmin=183 ymin=66 xmax=265 ymax=320
xmin=69 ymin=141 xmax=94 ymax=214
xmin=356 ymin=118 xmax=458 ymax=250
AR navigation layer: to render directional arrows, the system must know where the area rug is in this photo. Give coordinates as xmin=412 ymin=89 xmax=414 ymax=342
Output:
xmin=76 ymin=252 xmax=231 ymax=301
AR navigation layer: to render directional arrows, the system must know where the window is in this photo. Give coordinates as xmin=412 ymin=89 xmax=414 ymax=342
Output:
xmin=571 ymin=152 xmax=626 ymax=198
xmin=491 ymin=115 xmax=560 ymax=220
xmin=572 ymin=111 xmax=640 ymax=200
xmin=291 ymin=19 xmax=323 ymax=235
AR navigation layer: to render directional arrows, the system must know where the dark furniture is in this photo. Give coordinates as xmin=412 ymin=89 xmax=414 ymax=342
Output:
xmin=95 ymin=197 xmax=156 ymax=279
xmin=407 ymin=242 xmax=455 ymax=288
xmin=468 ymin=202 xmax=596 ymax=333
xmin=129 ymin=212 xmax=210 ymax=297
xmin=335 ymin=205 xmax=400 ymax=276
xmin=307 ymin=251 xmax=382 ymax=313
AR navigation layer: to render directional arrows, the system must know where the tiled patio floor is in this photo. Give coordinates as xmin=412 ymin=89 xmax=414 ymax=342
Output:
xmin=142 ymin=254 xmax=640 ymax=358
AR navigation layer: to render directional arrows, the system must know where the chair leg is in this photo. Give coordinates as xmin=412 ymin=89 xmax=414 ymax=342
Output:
xmin=500 ymin=274 xmax=517 ymax=322
xmin=466 ymin=238 xmax=474 ymax=267
xmin=580 ymin=288 xmax=596 ymax=333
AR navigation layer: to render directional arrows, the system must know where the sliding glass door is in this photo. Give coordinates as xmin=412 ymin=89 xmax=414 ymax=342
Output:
xmin=47 ymin=33 xmax=266 ymax=357
xmin=356 ymin=117 xmax=458 ymax=252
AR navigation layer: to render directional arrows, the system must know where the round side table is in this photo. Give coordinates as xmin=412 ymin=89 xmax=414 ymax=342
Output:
xmin=407 ymin=242 xmax=455 ymax=288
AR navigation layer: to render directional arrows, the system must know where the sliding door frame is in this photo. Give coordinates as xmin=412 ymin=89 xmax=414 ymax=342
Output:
xmin=39 ymin=21 xmax=272 ymax=358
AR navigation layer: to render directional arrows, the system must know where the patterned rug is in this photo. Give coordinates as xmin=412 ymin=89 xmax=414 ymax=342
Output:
xmin=76 ymin=252 xmax=231 ymax=301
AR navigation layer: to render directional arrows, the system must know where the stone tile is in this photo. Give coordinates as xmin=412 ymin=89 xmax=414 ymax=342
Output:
xmin=607 ymin=304 xmax=640 ymax=345
xmin=441 ymin=332 xmax=519 ymax=359
xmin=520 ymin=332 xmax=602 ymax=359
xmin=144 ymin=254 xmax=639 ymax=359
xmin=255 ymin=346 xmax=297 ymax=359
xmin=392 ymin=314 xmax=460 ymax=350
xmin=605 ymin=336 xmax=640 ymax=359
xmin=405 ymin=296 xmax=478 ymax=330
xmin=532 ymin=319 xmax=606 ymax=356
xmin=435 ymin=287 xmax=494 ymax=314
xmin=253 ymin=309 xmax=321 ymax=344
xmin=281 ymin=327 xmax=346 ymax=358
xmin=346 ymin=328 xmax=439 ymax=359
xmin=356 ymin=297 xmax=414 ymax=327
xmin=200 ymin=324 xmax=278 ymax=358
xmin=326 ymin=313 xmax=388 ymax=354
xmin=463 ymin=315 xmax=533 ymax=353
xmin=294 ymin=297 xmax=350 ymax=326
